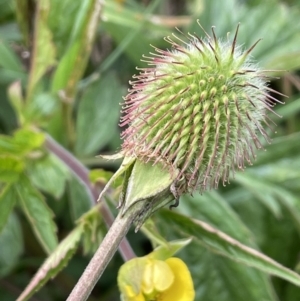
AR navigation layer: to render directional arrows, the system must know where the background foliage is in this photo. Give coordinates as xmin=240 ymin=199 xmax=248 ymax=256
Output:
xmin=1 ymin=0 xmax=300 ymax=300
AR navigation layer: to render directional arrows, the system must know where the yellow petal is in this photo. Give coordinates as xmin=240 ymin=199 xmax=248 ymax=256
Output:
xmin=142 ymin=259 xmax=174 ymax=294
xmin=160 ymin=258 xmax=195 ymax=301
xmin=123 ymin=285 xmax=145 ymax=301
xmin=118 ymin=258 xmax=147 ymax=301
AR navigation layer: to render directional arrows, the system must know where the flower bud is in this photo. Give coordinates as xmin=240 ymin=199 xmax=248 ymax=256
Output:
xmin=120 ymin=23 xmax=283 ymax=194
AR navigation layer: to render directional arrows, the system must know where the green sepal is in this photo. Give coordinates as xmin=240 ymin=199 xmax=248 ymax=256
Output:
xmin=120 ymin=159 xmax=179 ymax=230
xmin=97 ymin=154 xmax=136 ymax=202
xmin=99 ymin=155 xmax=180 ymax=230
xmin=141 ymin=218 xmax=169 ymax=248
xmin=120 ymin=159 xmax=177 ymax=212
xmin=148 ymin=238 xmax=193 ymax=261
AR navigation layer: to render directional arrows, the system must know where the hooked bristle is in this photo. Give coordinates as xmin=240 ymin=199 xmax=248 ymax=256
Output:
xmin=120 ymin=24 xmax=283 ymax=193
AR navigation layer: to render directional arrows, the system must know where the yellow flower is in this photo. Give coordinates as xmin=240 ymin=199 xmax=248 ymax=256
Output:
xmin=118 ymin=257 xmax=195 ymax=301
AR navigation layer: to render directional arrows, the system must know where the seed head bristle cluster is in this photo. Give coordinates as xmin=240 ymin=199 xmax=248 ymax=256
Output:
xmin=120 ymin=23 xmax=283 ymax=193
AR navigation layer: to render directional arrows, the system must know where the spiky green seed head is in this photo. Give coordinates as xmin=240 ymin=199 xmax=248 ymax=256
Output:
xmin=120 ymin=24 xmax=282 ymax=194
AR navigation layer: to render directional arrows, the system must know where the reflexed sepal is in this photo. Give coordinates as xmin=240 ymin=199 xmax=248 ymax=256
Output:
xmin=97 ymin=154 xmax=136 ymax=202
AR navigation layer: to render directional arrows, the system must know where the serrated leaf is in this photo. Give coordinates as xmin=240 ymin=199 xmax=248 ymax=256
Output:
xmin=0 ymin=128 xmax=45 ymax=156
xmin=0 ymin=184 xmax=17 ymax=233
xmin=16 ymin=225 xmax=84 ymax=301
xmin=75 ymin=74 xmax=122 ymax=156
xmin=27 ymin=153 xmax=70 ymax=198
xmin=159 ymin=210 xmax=300 ymax=287
xmin=0 ymin=213 xmax=23 ymax=277
xmin=0 ymin=155 xmax=24 ymax=182
xmin=26 ymin=0 xmax=56 ymax=100
xmin=14 ymin=128 xmax=45 ymax=152
xmin=16 ymin=175 xmax=58 ymax=254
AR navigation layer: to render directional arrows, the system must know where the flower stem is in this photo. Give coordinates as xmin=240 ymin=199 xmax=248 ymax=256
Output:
xmin=66 ymin=209 xmax=137 ymax=301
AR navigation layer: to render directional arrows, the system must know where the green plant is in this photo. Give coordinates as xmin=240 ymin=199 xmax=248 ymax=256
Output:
xmin=1 ymin=1 xmax=300 ymax=301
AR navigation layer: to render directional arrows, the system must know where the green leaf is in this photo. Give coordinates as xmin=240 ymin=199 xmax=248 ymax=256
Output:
xmin=141 ymin=218 xmax=170 ymax=248
xmin=67 ymin=175 xmax=92 ymax=221
xmin=276 ymin=96 xmax=300 ymax=120
xmin=234 ymin=173 xmax=282 ymax=217
xmin=8 ymin=81 xmax=25 ymax=125
xmin=75 ymin=74 xmax=122 ymax=156
xmin=180 ymin=191 xmax=254 ymax=244
xmin=27 ymin=153 xmax=70 ymax=199
xmin=159 ymin=209 xmax=300 ymax=287
xmin=89 ymin=169 xmax=115 ymax=185
xmin=26 ymin=0 xmax=56 ymax=100
xmin=161 ymin=191 xmax=279 ymax=300
xmin=16 ymin=225 xmax=84 ymax=301
xmin=78 ymin=205 xmax=106 ymax=255
xmin=0 ymin=39 xmax=24 ymax=72
xmin=102 ymin=0 xmax=169 ymax=68
xmin=16 ymin=175 xmax=58 ymax=254
xmin=24 ymin=92 xmax=58 ymax=125
xmin=0 ymin=184 xmax=17 ymax=233
xmin=0 ymin=155 xmax=24 ymax=182
xmin=51 ymin=0 xmax=103 ymax=97
xmin=192 ymin=0 xmax=300 ymax=71
xmin=0 ymin=213 xmax=23 ymax=277
xmin=182 ymin=241 xmax=277 ymax=301
xmin=266 ymin=51 xmax=300 ymax=71
xmin=255 ymin=132 xmax=300 ymax=166
xmin=236 ymin=170 xmax=300 ymax=235
xmin=0 ymin=128 xmax=45 ymax=157
xmin=271 ymin=188 xmax=300 ymax=234
xmin=228 ymin=196 xmax=300 ymax=300
xmin=47 ymin=0 xmax=82 ymax=56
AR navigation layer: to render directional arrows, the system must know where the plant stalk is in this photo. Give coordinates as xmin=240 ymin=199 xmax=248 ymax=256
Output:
xmin=67 ymin=210 xmax=137 ymax=301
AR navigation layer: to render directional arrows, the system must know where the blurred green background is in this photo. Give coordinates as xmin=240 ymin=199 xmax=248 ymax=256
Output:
xmin=1 ymin=0 xmax=300 ymax=300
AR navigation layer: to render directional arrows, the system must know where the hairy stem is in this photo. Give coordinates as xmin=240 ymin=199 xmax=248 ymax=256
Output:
xmin=67 ymin=210 xmax=136 ymax=301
